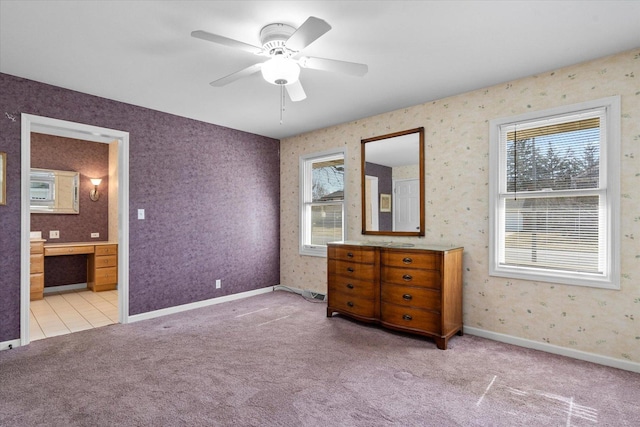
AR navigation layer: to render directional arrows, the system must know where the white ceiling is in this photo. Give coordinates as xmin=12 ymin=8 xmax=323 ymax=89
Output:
xmin=1 ymin=1 xmax=639 ymax=140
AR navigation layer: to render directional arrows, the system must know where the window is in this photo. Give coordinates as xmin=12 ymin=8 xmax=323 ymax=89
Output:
xmin=299 ymin=149 xmax=346 ymax=256
xmin=489 ymin=97 xmax=620 ymax=289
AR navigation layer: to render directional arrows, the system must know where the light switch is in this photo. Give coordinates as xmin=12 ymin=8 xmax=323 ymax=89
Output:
xmin=138 ymin=209 xmax=145 ymax=220
xmin=49 ymin=230 xmax=60 ymax=239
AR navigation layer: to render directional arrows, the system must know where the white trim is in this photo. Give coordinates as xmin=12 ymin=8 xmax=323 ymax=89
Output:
xmin=128 ymin=286 xmax=275 ymax=323
xmin=365 ymin=175 xmax=379 ymax=231
xmin=464 ymin=326 xmax=640 ymax=374
xmin=20 ymin=114 xmax=130 ymax=347
xmin=0 ymin=338 xmax=21 ymax=351
xmin=299 ymin=148 xmax=347 ymax=257
xmin=43 ymin=283 xmax=87 ymax=294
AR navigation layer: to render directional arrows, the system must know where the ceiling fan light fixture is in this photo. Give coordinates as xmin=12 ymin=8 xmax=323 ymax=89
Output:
xmin=261 ymin=56 xmax=300 ymax=85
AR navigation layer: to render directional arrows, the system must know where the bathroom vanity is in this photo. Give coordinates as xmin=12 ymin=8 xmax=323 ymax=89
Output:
xmin=327 ymin=241 xmax=463 ymax=350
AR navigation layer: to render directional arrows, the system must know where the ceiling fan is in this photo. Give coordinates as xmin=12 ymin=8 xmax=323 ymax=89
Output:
xmin=191 ymin=16 xmax=368 ymax=102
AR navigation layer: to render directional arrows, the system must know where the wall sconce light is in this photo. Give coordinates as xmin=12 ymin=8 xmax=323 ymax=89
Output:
xmin=90 ymin=178 xmax=102 ymax=201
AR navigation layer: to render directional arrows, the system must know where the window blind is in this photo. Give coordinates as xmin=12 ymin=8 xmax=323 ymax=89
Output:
xmin=500 ymin=111 xmax=605 ymax=275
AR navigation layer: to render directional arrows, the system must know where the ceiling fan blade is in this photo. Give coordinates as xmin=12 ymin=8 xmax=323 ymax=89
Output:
xmin=286 ymin=80 xmax=307 ymax=102
xmin=210 ymin=63 xmax=263 ymax=87
xmin=285 ymin=17 xmax=331 ymax=52
xmin=299 ymin=56 xmax=368 ymax=77
xmin=191 ymin=30 xmax=263 ymax=55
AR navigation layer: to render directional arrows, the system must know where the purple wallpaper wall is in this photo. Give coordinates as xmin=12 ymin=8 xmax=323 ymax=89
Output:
xmin=0 ymin=73 xmax=280 ymax=342
xmin=31 ymin=133 xmax=109 ymax=244
xmin=365 ymin=162 xmax=392 ymax=231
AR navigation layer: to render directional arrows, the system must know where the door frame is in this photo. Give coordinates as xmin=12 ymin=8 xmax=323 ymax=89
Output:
xmin=20 ymin=114 xmax=130 ymax=345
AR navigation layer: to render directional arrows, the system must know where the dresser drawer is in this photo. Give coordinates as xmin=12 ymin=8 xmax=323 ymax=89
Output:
xmin=329 ymin=245 xmax=376 ymax=264
xmin=95 ymin=244 xmax=117 ymax=256
xmin=329 ymin=259 xmax=376 ymax=281
xmin=45 ymin=245 xmax=94 ymax=256
xmin=329 ymin=293 xmax=376 ymax=319
xmin=30 ymin=254 xmax=44 ymax=274
xmin=30 ymin=272 xmax=44 ymax=290
xmin=329 ymin=277 xmax=377 ymax=300
xmin=94 ymin=267 xmax=117 ymax=286
xmin=380 ymin=284 xmax=441 ymax=312
xmin=381 ymin=250 xmax=440 ymax=270
xmin=381 ymin=303 xmax=441 ymax=332
xmin=30 ymin=241 xmax=44 ymax=254
xmin=382 ymin=266 xmax=441 ymax=289
xmin=94 ymin=254 xmax=117 ymax=268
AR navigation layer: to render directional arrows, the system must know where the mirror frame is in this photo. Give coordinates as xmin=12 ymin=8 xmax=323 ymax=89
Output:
xmin=361 ymin=127 xmax=425 ymax=237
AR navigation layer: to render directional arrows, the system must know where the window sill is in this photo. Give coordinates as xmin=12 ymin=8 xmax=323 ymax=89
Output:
xmin=489 ymin=265 xmax=619 ymax=290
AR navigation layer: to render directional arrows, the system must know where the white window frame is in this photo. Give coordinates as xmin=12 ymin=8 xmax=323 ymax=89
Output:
xmin=489 ymin=96 xmax=620 ymax=289
xmin=299 ymin=148 xmax=347 ymax=257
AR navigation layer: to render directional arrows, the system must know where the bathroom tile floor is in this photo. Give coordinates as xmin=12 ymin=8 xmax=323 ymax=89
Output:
xmin=30 ymin=289 xmax=118 ymax=341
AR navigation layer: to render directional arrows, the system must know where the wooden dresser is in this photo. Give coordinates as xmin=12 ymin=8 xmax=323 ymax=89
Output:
xmin=327 ymin=241 xmax=463 ymax=350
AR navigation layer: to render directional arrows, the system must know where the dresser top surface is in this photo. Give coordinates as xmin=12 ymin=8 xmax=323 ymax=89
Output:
xmin=328 ymin=241 xmax=463 ymax=252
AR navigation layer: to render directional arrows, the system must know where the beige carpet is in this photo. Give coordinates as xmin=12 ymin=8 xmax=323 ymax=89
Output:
xmin=1 ymin=290 xmax=638 ymax=426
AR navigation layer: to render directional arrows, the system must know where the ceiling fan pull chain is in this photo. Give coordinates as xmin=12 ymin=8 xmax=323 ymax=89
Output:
xmin=280 ymin=84 xmax=285 ymax=125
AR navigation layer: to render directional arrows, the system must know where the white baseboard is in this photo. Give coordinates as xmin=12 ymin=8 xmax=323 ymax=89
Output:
xmin=464 ymin=326 xmax=640 ymax=374
xmin=43 ymin=283 xmax=88 ymax=294
xmin=128 ymin=286 xmax=275 ymax=323
xmin=0 ymin=338 xmax=21 ymax=351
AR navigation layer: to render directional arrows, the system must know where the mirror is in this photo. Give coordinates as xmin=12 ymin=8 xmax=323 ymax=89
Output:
xmin=30 ymin=168 xmax=79 ymax=214
xmin=361 ymin=127 xmax=424 ymax=236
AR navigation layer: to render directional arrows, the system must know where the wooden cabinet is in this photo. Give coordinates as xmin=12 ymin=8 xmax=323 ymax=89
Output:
xmin=88 ymin=244 xmax=118 ymax=292
xmin=40 ymin=243 xmax=118 ymax=293
xmin=30 ymin=240 xmax=45 ymax=300
xmin=327 ymin=242 xmax=463 ymax=350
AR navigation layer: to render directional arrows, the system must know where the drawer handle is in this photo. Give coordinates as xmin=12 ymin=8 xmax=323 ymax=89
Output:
xmin=346 ymin=283 xmax=354 ymax=289
xmin=402 ymin=294 xmax=412 ymax=301
xmin=402 ymin=257 xmax=413 ymax=264
xmin=347 ymin=252 xmax=354 ymax=258
xmin=347 ymin=267 xmax=355 ymax=273
xmin=403 ymin=314 xmax=413 ymax=321
xmin=402 ymin=274 xmax=413 ymax=281
xmin=347 ymin=301 xmax=354 ymax=307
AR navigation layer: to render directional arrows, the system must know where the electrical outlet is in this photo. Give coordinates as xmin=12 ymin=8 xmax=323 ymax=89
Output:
xmin=138 ymin=209 xmax=145 ymax=220
xmin=91 ymin=232 xmax=99 ymax=238
xmin=49 ymin=230 xmax=60 ymax=239
xmin=216 ymin=279 xmax=221 ymax=289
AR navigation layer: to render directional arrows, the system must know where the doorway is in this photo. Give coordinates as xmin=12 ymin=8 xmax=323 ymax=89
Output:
xmin=20 ymin=114 xmax=130 ymax=345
